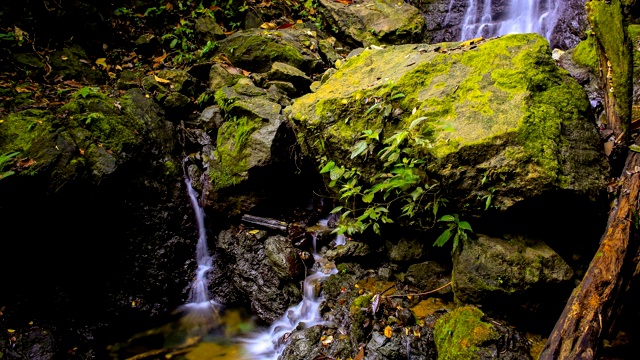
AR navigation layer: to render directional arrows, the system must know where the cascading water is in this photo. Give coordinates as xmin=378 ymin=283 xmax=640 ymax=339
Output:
xmin=242 ymin=228 xmax=339 ymax=360
xmin=177 ymin=159 xmax=219 ymax=331
xmin=458 ymin=0 xmax=560 ymax=43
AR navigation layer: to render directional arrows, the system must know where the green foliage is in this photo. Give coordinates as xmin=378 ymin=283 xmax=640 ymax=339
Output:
xmin=432 ymin=214 xmax=473 ymax=254
xmin=321 ymin=122 xmax=445 ymax=236
xmin=0 ymin=151 xmax=19 ymax=180
xmin=73 ymin=87 xmax=101 ymax=99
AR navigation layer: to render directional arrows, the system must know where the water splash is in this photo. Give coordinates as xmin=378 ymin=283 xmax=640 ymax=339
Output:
xmin=458 ymin=0 xmax=559 ymax=43
xmin=242 ymin=227 xmax=339 ymax=360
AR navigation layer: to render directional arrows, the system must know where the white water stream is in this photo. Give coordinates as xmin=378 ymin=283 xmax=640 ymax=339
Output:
xmin=177 ymin=161 xmax=219 ymax=330
xmin=458 ymin=0 xmax=560 ymax=42
xmin=242 ymin=230 xmax=339 ymax=360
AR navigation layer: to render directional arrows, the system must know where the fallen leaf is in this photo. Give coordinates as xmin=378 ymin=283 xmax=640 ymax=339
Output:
xmin=223 ymin=30 xmax=238 ymax=36
xmin=165 ymin=2 xmax=173 ymax=11
xmin=7 ymin=329 xmax=15 ymax=333
xmin=604 ymin=141 xmax=614 ymax=156
xmin=154 ymin=75 xmax=171 ymax=84
xmin=79 ymin=148 xmax=85 ymax=155
xmin=95 ymin=58 xmax=108 ymax=70
xmin=28 ymin=321 xmax=33 ymax=325
xmin=335 ymin=0 xmax=353 ymax=4
xmin=354 ymin=346 xmax=365 ymax=360
xmin=260 ymin=22 xmax=277 ymax=30
xmin=63 ymin=80 xmax=84 ymax=88
xmin=384 ymin=325 xmax=393 ymax=338
xmin=209 ymin=5 xmax=221 ymax=11
xmin=242 ymin=70 xmax=251 ymax=76
xmin=248 ymin=229 xmax=260 ymax=235
xmin=277 ymin=23 xmax=295 ymax=29
xmin=320 ymin=335 xmax=333 ymax=345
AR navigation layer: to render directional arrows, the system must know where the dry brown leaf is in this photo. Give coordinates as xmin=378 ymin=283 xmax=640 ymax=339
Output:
xmin=384 ymin=325 xmax=393 ymax=338
xmin=354 ymin=346 xmax=365 ymax=360
xmin=165 ymin=2 xmax=173 ymax=11
xmin=335 ymin=0 xmax=353 ymax=4
xmin=320 ymin=335 xmax=333 ymax=346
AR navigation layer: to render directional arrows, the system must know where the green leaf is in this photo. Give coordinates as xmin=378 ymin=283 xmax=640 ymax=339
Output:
xmin=457 ymin=221 xmax=472 ymax=231
xmin=438 ymin=215 xmax=455 ymax=222
xmin=630 ymin=144 xmax=640 ymax=153
xmin=170 ymin=38 xmax=179 ymax=48
xmin=373 ymin=222 xmax=380 ymax=234
xmin=362 ymin=192 xmax=375 ymax=203
xmin=390 ymin=93 xmax=405 ymax=100
xmin=433 ymin=228 xmax=452 ymax=247
xmin=330 ymin=166 xmax=345 ymax=180
xmin=409 ymin=116 xmax=428 ymax=130
xmin=484 ymin=194 xmax=492 ymax=210
xmin=330 ymin=206 xmax=343 ymax=214
xmin=350 ymin=140 xmax=368 ymax=158
xmin=365 ymin=102 xmax=381 ymax=115
xmin=320 ymin=161 xmax=335 ymax=173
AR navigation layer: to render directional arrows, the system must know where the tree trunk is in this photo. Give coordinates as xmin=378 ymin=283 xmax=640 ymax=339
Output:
xmin=539 ymin=148 xmax=640 ymax=359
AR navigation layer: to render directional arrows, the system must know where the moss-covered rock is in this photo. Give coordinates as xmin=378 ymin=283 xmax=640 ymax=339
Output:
xmin=287 ymin=33 xmax=608 ymax=224
xmin=49 ymin=45 xmax=104 ymax=84
xmin=317 ymin=0 xmax=425 ymax=47
xmin=433 ymin=306 xmax=499 ymax=360
xmin=215 ymin=27 xmax=325 ymax=73
xmin=452 ymin=234 xmax=574 ymax=308
xmin=0 ymin=88 xmax=173 ymax=190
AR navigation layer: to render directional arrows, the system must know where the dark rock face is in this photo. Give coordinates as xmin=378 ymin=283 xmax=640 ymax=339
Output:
xmin=549 ymin=0 xmax=589 ymax=50
xmin=214 ymin=229 xmax=302 ymax=322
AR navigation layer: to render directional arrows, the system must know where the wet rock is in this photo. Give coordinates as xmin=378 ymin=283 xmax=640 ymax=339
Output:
xmin=264 ymin=235 xmax=305 ymax=280
xmin=452 ymin=234 xmax=574 ymax=314
xmin=279 ymin=325 xmax=325 ymax=360
xmin=324 ymin=241 xmax=371 ymax=261
xmin=215 ymin=228 xmax=302 ymax=322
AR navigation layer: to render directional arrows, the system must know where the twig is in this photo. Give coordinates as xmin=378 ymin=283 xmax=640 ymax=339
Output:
xmin=386 ymin=282 xmax=451 ymax=298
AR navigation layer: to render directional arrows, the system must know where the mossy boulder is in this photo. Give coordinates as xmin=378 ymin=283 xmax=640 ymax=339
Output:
xmin=49 ymin=45 xmax=104 ymax=84
xmin=287 ymin=33 xmax=609 ymax=225
xmin=317 ymin=0 xmax=425 ymax=47
xmin=452 ymin=234 xmax=574 ymax=311
xmin=215 ymin=27 xmax=326 ymax=73
xmin=0 ymin=88 xmax=174 ymax=190
xmin=433 ymin=305 xmax=531 ymax=359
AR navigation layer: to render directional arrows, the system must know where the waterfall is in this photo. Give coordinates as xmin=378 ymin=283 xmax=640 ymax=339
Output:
xmin=242 ymin=226 xmax=339 ymax=360
xmin=458 ymin=0 xmax=560 ymax=43
xmin=177 ymin=159 xmax=219 ymax=331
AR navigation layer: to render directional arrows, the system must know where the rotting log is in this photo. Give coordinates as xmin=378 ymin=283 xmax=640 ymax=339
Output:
xmin=539 ymin=148 xmax=640 ymax=359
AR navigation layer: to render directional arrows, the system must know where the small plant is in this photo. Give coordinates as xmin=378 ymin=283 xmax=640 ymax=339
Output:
xmin=433 ymin=214 xmax=473 ymax=254
xmin=73 ymin=87 xmax=100 ymax=99
xmin=0 ymin=152 xmax=19 ymax=180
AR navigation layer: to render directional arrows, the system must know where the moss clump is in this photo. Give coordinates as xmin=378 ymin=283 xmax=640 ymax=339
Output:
xmin=0 ymin=109 xmax=54 ymax=155
xmin=61 ymin=89 xmax=141 ymax=154
xmin=572 ymin=34 xmax=599 ymax=72
xmin=208 ymin=116 xmax=259 ymax=191
xmin=433 ymin=305 xmax=499 ymax=359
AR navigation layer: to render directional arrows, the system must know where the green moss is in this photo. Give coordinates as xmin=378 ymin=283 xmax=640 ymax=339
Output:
xmin=61 ymin=90 xmax=141 ymax=154
xmin=208 ymin=116 xmax=259 ymax=191
xmin=572 ymin=34 xmax=599 ymax=72
xmin=218 ymin=32 xmax=305 ymax=72
xmin=587 ymin=0 xmax=633 ymax=126
xmin=433 ymin=306 xmax=499 ymax=360
xmin=0 ymin=110 xmax=53 ymax=155
xmin=349 ymin=294 xmax=373 ymax=314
